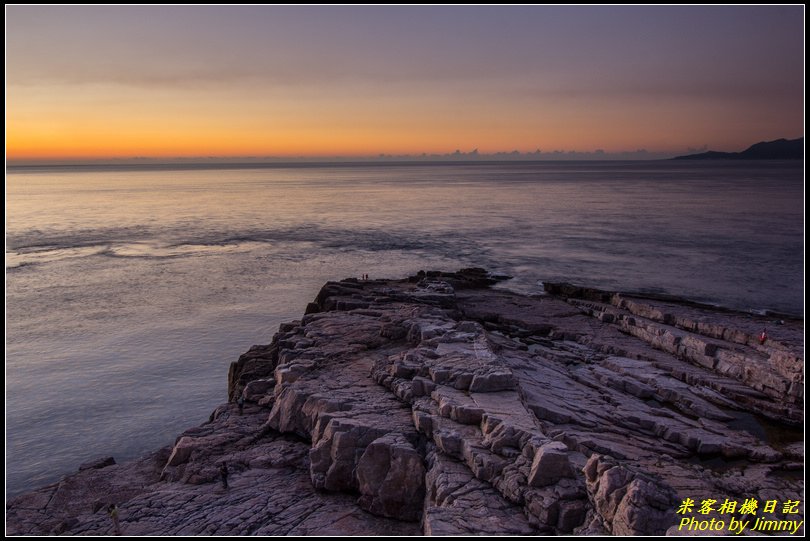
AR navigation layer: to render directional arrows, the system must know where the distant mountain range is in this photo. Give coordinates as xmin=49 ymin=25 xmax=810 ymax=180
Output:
xmin=673 ymin=137 xmax=803 ymax=160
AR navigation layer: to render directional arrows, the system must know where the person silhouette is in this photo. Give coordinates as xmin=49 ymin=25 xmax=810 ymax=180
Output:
xmin=107 ymin=504 xmax=122 ymax=535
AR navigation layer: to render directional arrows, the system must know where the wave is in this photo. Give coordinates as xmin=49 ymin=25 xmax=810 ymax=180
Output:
xmin=5 ymin=224 xmax=481 ymax=267
xmin=101 ymin=240 xmax=269 ymax=259
xmin=6 ymin=245 xmax=112 ymax=269
xmin=6 ymin=260 xmax=39 ymax=271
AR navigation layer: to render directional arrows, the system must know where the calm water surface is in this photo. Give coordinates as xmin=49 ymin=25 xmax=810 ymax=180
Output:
xmin=5 ymin=161 xmax=803 ymax=496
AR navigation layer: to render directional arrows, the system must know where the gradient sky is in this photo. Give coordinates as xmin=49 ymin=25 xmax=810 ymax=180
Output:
xmin=6 ymin=5 xmax=804 ymax=161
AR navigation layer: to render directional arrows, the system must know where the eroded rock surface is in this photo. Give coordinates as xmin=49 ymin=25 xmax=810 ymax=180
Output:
xmin=7 ymin=269 xmax=804 ymax=535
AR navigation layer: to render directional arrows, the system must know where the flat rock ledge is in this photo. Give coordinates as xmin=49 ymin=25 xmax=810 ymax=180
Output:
xmin=7 ymin=268 xmax=804 ymax=535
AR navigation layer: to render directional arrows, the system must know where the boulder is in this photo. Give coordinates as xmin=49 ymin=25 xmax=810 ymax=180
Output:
xmin=527 ymin=441 xmax=573 ymax=487
xmin=356 ymin=433 xmax=425 ymax=521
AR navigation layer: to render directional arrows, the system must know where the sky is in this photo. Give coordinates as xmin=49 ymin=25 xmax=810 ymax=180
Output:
xmin=5 ymin=5 xmax=805 ymax=162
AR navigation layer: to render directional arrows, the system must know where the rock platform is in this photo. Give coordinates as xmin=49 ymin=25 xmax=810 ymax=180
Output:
xmin=7 ymin=269 xmax=804 ymax=535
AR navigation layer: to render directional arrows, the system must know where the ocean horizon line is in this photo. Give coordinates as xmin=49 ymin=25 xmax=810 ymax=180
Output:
xmin=6 ymin=158 xmax=674 ymax=170
xmin=9 ymin=157 xmax=805 ymax=174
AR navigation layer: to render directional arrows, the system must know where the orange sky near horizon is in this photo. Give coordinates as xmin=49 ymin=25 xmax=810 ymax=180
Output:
xmin=6 ymin=6 xmax=804 ymax=162
xmin=8 ymin=83 xmax=758 ymax=160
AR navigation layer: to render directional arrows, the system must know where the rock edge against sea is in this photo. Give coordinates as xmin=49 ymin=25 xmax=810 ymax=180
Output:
xmin=6 ymin=269 xmax=804 ymax=535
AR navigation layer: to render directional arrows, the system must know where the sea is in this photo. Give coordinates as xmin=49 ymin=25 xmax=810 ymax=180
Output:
xmin=5 ymin=160 xmax=804 ymax=497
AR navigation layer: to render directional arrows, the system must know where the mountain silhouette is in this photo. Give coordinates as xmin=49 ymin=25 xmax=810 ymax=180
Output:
xmin=673 ymin=138 xmax=803 ymax=160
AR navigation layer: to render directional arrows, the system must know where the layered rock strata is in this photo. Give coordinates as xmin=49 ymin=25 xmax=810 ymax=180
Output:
xmin=7 ymin=269 xmax=804 ymax=535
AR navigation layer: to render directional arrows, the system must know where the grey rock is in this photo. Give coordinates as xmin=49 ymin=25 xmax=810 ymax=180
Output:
xmin=583 ymin=454 xmax=678 ymax=535
xmin=528 ymin=441 xmax=573 ymax=487
xmin=356 ymin=433 xmax=425 ymax=521
xmin=242 ymin=378 xmax=275 ymax=402
xmin=78 ymin=456 xmax=116 ymax=471
xmin=7 ymin=272 xmax=803 ymax=536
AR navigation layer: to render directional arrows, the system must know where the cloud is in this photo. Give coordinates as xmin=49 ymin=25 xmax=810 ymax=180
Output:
xmin=516 ymin=75 xmax=802 ymax=104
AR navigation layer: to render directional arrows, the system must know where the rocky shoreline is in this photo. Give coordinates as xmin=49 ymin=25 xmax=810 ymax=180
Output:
xmin=6 ymin=269 xmax=804 ymax=535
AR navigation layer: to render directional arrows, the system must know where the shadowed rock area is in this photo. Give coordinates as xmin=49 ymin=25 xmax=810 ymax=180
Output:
xmin=7 ymin=269 xmax=804 ymax=535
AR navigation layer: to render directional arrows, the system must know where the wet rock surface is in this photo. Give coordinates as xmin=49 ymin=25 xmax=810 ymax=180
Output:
xmin=7 ymin=269 xmax=804 ymax=535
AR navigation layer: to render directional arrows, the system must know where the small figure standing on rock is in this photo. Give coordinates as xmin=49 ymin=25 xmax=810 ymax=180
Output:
xmin=107 ymin=503 xmax=121 ymax=535
xmin=759 ymin=328 xmax=768 ymax=345
xmin=237 ymin=396 xmax=244 ymax=415
xmin=219 ymin=462 xmax=229 ymax=489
